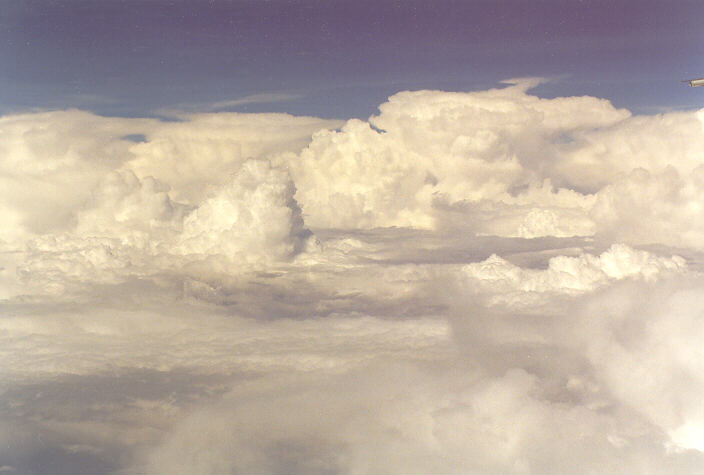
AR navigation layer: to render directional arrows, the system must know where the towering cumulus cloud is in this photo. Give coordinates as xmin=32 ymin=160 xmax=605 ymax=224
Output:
xmin=177 ymin=158 xmax=311 ymax=263
xmin=2 ymin=83 xmax=704 ymax=473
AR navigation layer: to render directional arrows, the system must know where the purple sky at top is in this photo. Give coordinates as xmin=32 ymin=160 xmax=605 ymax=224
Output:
xmin=2 ymin=0 xmax=704 ymax=118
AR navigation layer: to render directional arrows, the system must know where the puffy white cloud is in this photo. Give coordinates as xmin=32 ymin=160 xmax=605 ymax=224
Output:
xmin=0 ymin=110 xmax=159 ymax=242
xmin=76 ymin=170 xmax=189 ymax=243
xmin=291 ymin=81 xmax=630 ymax=232
xmin=450 ymin=253 xmax=704 ymax=459
xmin=12 ymin=163 xmax=312 ymax=296
xmin=461 ymin=244 xmax=685 ymax=296
xmin=592 ymin=166 xmax=704 ymax=249
xmin=292 ymin=82 xmax=704 ymax=248
xmin=1 ymin=112 xmax=336 ymax=298
xmin=555 ymin=110 xmax=704 ymax=191
xmin=3 ymin=83 xmax=704 ymax=473
xmin=0 ymin=110 xmax=336 ymax=243
xmin=125 ymin=112 xmax=341 ymax=205
xmin=177 ymin=159 xmax=311 ymax=263
xmin=433 ymin=181 xmax=597 ymax=238
xmin=571 ymin=277 xmax=704 ymax=454
xmin=138 ymin=330 xmax=704 ymax=474
xmin=290 ymin=118 xmax=438 ymax=229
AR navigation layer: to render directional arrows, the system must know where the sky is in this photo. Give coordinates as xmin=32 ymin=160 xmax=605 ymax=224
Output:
xmin=4 ymin=1 xmax=704 ymax=474
xmin=3 ymin=0 xmax=704 ymax=118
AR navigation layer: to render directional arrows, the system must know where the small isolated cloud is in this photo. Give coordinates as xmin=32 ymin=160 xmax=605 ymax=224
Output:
xmin=157 ymin=93 xmax=303 ymax=116
xmin=209 ymin=93 xmax=303 ymax=110
xmin=500 ymin=76 xmax=550 ymax=91
xmin=2 ymin=83 xmax=704 ymax=473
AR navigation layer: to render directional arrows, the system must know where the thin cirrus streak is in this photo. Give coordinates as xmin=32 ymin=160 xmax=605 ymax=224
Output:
xmin=1 ymin=80 xmax=704 ymax=473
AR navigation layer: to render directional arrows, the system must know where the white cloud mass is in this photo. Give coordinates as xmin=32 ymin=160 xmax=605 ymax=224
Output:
xmin=2 ymin=84 xmax=704 ymax=473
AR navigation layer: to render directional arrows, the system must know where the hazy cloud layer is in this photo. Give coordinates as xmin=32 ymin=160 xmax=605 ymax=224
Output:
xmin=2 ymin=84 xmax=704 ymax=473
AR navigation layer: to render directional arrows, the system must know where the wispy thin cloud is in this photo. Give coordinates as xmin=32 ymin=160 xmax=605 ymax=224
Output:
xmin=208 ymin=93 xmax=302 ymax=110
xmin=155 ymin=93 xmax=303 ymax=117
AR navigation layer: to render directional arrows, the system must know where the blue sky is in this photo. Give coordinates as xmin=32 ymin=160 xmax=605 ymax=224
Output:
xmin=2 ymin=0 xmax=704 ymax=118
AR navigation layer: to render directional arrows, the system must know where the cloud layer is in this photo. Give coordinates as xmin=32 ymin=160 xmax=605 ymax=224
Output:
xmin=2 ymin=83 xmax=704 ymax=473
